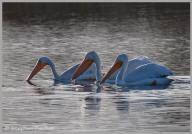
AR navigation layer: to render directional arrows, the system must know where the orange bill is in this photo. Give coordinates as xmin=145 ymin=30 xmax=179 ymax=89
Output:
xmin=100 ymin=61 xmax=122 ymax=85
xmin=26 ymin=61 xmax=48 ymax=81
xmin=72 ymin=58 xmax=94 ymax=80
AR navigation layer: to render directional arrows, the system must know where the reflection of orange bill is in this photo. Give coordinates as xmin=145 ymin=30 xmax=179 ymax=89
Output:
xmin=72 ymin=58 xmax=94 ymax=80
xmin=100 ymin=61 xmax=122 ymax=84
xmin=26 ymin=61 xmax=48 ymax=81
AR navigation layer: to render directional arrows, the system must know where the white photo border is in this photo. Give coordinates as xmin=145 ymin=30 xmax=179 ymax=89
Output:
xmin=0 ymin=1 xmax=191 ymax=134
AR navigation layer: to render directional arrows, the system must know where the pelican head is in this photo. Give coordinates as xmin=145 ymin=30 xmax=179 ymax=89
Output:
xmin=26 ymin=57 xmax=51 ymax=82
xmin=100 ymin=54 xmax=128 ymax=85
xmin=72 ymin=51 xmax=100 ymax=80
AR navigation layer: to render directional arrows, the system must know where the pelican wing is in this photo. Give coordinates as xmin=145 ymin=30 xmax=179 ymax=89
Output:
xmin=126 ymin=56 xmax=152 ymax=73
xmin=125 ymin=63 xmax=173 ymax=82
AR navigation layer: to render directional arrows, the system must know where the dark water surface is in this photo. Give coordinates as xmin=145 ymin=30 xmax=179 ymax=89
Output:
xmin=2 ymin=3 xmax=190 ymax=132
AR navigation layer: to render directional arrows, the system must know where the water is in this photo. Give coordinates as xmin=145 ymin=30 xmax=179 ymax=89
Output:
xmin=2 ymin=3 xmax=190 ymax=132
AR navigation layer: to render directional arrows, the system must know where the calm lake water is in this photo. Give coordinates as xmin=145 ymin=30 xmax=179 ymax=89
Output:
xmin=2 ymin=3 xmax=190 ymax=133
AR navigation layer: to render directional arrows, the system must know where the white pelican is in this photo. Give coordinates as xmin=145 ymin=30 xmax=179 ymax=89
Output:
xmin=100 ymin=54 xmax=173 ymax=86
xmin=72 ymin=51 xmax=118 ymax=83
xmin=26 ymin=56 xmax=97 ymax=84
